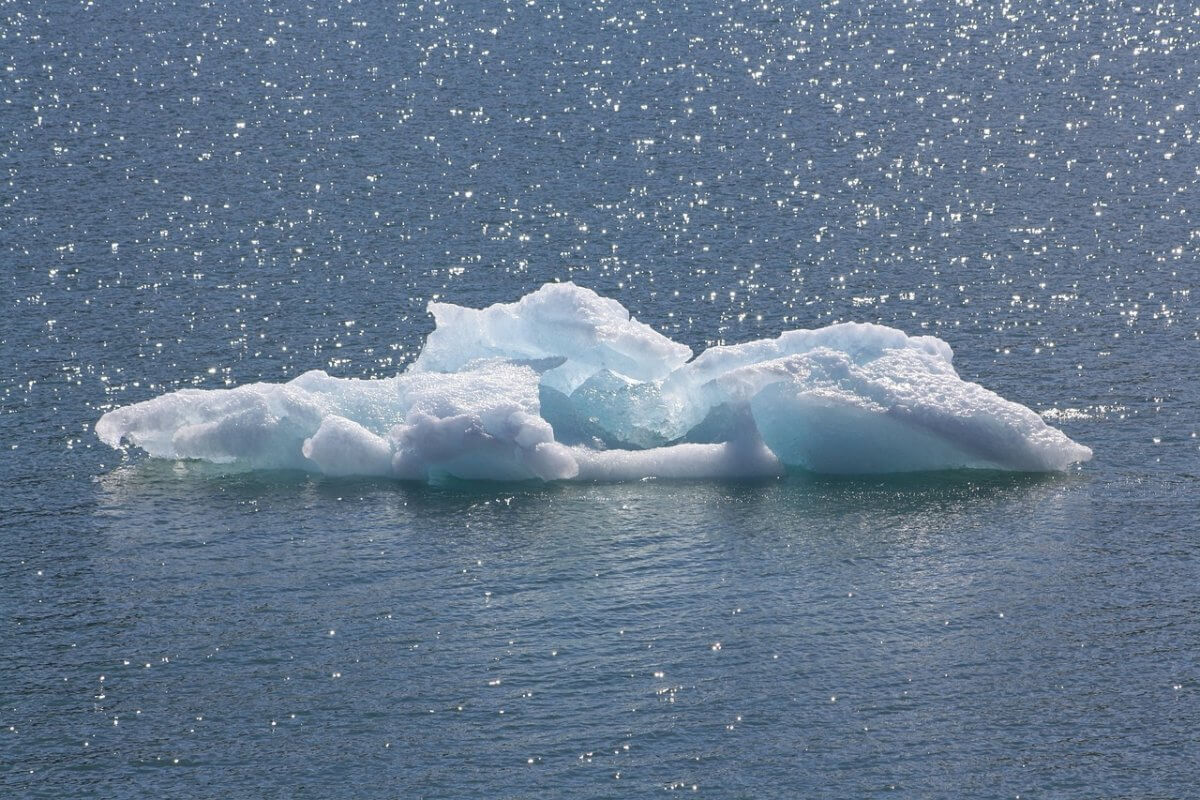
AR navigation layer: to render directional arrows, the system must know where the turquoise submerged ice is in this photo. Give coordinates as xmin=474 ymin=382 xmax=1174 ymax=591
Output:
xmin=96 ymin=283 xmax=1092 ymax=480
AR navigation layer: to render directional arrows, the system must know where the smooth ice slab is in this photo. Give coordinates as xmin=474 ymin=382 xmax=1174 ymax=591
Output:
xmin=97 ymin=283 xmax=1092 ymax=481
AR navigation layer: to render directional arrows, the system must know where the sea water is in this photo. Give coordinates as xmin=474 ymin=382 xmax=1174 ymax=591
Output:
xmin=3 ymin=0 xmax=1198 ymax=796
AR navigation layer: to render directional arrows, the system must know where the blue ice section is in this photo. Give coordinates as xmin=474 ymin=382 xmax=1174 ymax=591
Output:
xmin=97 ymin=283 xmax=1092 ymax=481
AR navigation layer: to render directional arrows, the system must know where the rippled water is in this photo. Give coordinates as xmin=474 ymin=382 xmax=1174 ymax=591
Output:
xmin=3 ymin=0 xmax=1198 ymax=796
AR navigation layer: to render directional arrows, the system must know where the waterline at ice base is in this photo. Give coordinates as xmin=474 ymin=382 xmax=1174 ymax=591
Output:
xmin=96 ymin=283 xmax=1092 ymax=482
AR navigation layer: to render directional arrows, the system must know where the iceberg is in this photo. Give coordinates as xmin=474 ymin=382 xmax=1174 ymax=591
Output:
xmin=96 ymin=282 xmax=1092 ymax=481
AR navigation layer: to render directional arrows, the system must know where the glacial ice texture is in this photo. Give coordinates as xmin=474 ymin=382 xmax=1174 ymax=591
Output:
xmin=97 ymin=283 xmax=1093 ymax=481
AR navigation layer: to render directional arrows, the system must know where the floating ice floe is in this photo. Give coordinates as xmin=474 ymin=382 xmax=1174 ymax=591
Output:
xmin=96 ymin=282 xmax=1092 ymax=481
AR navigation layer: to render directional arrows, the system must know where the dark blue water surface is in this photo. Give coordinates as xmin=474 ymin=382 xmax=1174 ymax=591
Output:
xmin=3 ymin=0 xmax=1199 ymax=796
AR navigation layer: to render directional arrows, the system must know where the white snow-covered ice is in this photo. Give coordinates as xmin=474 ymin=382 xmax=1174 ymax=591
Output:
xmin=96 ymin=282 xmax=1093 ymax=481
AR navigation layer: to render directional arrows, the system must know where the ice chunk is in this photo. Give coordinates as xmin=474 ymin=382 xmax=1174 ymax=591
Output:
xmin=409 ymin=282 xmax=692 ymax=393
xmin=557 ymin=369 xmax=678 ymax=449
xmin=95 ymin=380 xmax=330 ymax=469
xmin=661 ymin=322 xmax=956 ymax=438
xmin=97 ymin=283 xmax=1092 ymax=481
xmin=96 ymin=362 xmax=580 ymax=479
xmin=302 ymin=415 xmax=394 ymax=477
xmin=741 ymin=348 xmax=1092 ymax=473
xmin=390 ymin=410 xmax=577 ymax=482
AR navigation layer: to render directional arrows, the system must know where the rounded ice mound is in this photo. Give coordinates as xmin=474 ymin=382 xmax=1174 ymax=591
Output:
xmin=96 ymin=283 xmax=1092 ymax=481
xmin=409 ymin=281 xmax=693 ymax=393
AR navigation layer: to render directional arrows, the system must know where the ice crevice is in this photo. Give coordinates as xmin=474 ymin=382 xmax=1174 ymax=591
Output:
xmin=96 ymin=282 xmax=1093 ymax=482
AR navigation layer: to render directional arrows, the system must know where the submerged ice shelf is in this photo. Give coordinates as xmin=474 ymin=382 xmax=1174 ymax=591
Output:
xmin=96 ymin=283 xmax=1092 ymax=482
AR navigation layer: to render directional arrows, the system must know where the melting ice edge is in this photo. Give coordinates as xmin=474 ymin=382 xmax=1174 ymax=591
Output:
xmin=97 ymin=283 xmax=1092 ymax=482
